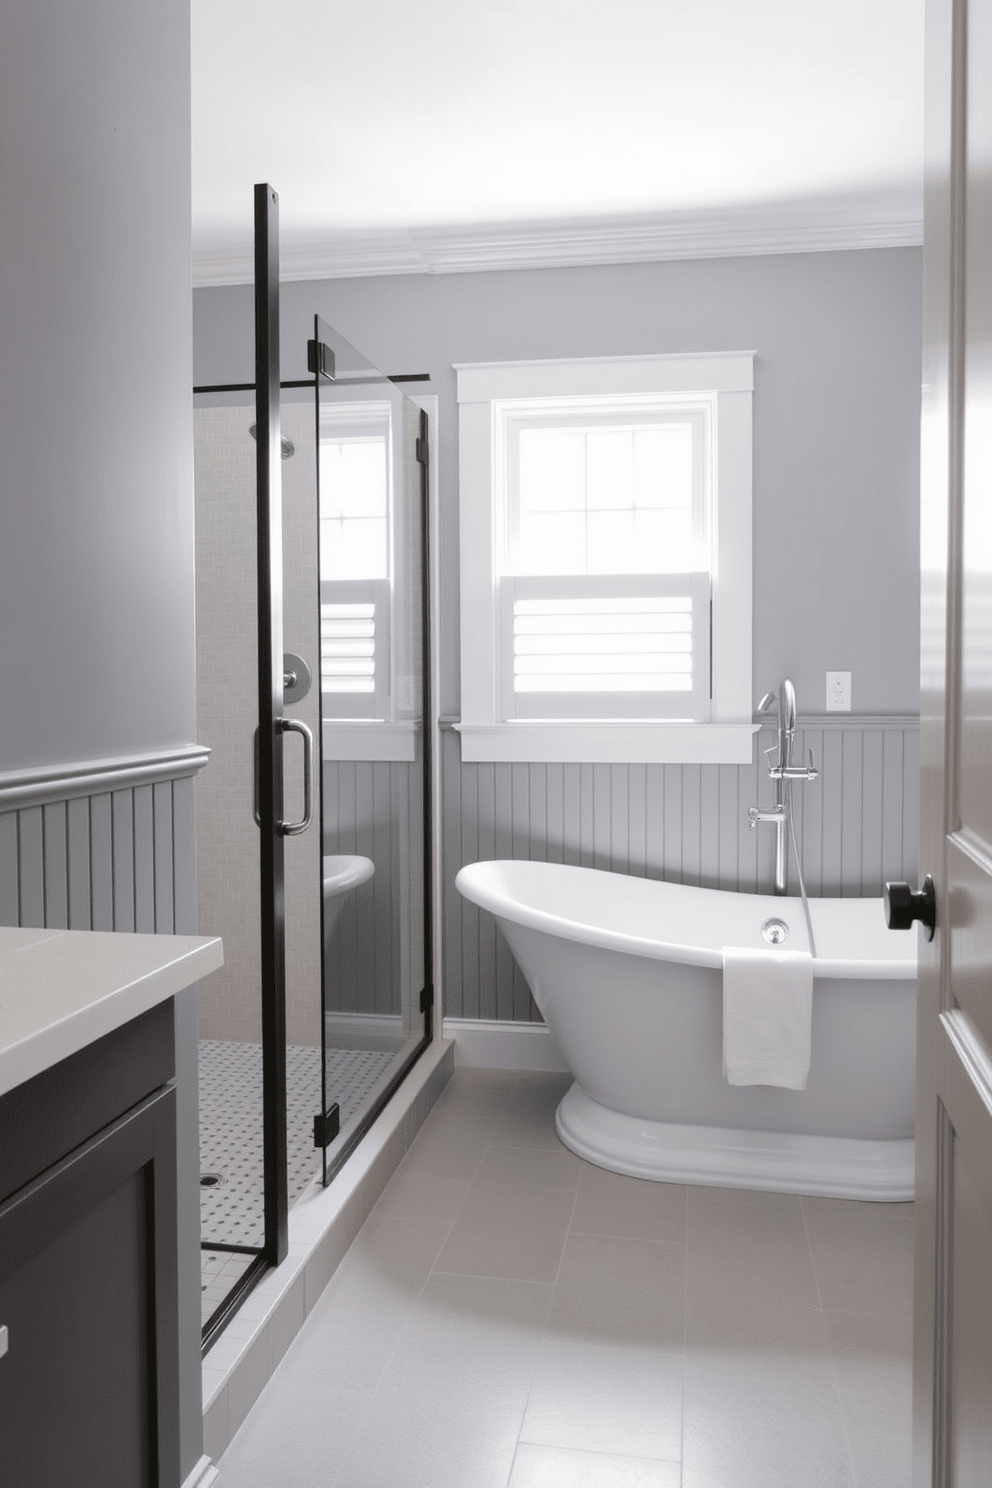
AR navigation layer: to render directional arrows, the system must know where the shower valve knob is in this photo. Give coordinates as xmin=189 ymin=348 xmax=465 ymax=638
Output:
xmin=884 ymin=876 xmax=936 ymax=940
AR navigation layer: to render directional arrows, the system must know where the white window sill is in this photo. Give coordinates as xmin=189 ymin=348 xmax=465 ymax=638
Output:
xmin=323 ymin=720 xmax=420 ymax=763
xmin=454 ymin=722 xmax=759 ymax=765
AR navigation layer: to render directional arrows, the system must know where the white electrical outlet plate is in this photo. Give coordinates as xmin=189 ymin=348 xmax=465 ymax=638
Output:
xmin=826 ymin=671 xmax=852 ymax=712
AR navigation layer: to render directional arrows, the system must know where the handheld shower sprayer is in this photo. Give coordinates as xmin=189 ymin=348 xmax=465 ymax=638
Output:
xmin=749 ymin=679 xmax=817 ymax=922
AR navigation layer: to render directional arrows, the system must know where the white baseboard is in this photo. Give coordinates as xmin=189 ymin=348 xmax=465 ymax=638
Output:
xmin=443 ymin=1017 xmax=570 ymax=1072
xmin=182 ymin=1455 xmax=220 ymax=1488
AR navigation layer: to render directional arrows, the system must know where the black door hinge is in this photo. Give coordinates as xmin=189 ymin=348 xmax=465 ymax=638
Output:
xmin=415 ymin=435 xmax=428 ymax=466
xmin=307 ymin=339 xmax=336 ymax=381
xmin=313 ymin=1103 xmax=341 ymax=1149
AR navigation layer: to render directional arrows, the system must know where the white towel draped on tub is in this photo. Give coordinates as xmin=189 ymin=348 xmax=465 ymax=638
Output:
xmin=722 ymin=947 xmax=814 ymax=1090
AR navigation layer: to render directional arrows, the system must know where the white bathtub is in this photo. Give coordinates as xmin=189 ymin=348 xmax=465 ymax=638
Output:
xmin=455 ymin=860 xmax=918 ymax=1200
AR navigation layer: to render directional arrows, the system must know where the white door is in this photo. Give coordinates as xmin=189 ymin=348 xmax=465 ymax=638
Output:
xmin=914 ymin=0 xmax=992 ymax=1481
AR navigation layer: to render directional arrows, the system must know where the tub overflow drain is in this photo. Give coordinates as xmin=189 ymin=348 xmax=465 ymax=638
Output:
xmin=761 ymin=918 xmax=789 ymax=945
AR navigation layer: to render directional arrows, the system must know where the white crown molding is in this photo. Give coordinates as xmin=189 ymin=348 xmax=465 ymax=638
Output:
xmin=192 ymin=195 xmax=923 ymax=287
xmin=193 ymin=234 xmax=431 ymax=286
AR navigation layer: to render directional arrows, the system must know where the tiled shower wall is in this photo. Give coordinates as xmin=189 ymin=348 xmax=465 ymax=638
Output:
xmin=441 ymin=715 xmax=920 ymax=1022
xmin=194 ymin=399 xmax=322 ymax=1046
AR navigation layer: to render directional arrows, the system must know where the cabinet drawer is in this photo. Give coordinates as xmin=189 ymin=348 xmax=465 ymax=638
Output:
xmin=0 ymin=999 xmax=174 ymax=1205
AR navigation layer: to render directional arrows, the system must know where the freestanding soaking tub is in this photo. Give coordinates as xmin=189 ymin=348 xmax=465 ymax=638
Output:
xmin=455 ymin=860 xmax=918 ymax=1200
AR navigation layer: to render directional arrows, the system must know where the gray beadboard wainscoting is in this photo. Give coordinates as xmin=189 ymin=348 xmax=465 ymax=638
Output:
xmin=0 ymin=746 xmax=208 ymax=936
xmin=441 ymin=715 xmax=920 ymax=1023
xmin=322 ymin=758 xmax=423 ymax=1022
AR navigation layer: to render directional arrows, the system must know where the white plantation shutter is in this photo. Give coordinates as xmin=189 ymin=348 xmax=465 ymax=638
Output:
xmin=501 ymin=574 xmax=710 ymax=720
xmin=320 ymin=579 xmax=390 ymax=720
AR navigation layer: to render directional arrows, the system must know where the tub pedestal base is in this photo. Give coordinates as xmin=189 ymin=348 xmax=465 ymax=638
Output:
xmin=556 ymin=1084 xmax=914 ymax=1202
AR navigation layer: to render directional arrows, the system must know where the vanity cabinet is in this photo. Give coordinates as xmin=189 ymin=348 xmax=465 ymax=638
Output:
xmin=0 ymin=999 xmax=180 ymax=1488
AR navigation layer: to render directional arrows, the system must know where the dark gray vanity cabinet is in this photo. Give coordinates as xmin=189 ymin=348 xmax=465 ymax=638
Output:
xmin=0 ymin=1000 xmax=180 ymax=1488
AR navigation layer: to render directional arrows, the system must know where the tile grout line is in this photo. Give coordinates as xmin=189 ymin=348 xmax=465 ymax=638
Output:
xmin=680 ymin=1184 xmax=688 ymax=1488
xmin=797 ymin=1192 xmax=826 ymax=1313
xmin=333 ymin=1075 xmax=518 ymax=1485
xmin=799 ymin=1194 xmax=859 ymax=1487
xmin=504 ymin=1137 xmax=583 ymax=1488
xmin=435 ymin=1074 xmax=577 ymax=1488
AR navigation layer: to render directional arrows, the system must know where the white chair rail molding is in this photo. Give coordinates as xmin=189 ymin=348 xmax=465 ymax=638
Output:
xmin=455 ymin=350 xmax=756 ymax=764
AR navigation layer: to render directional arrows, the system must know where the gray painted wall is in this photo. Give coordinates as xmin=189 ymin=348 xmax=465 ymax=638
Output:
xmin=1 ymin=2 xmax=202 ymax=1474
xmin=1 ymin=1 xmax=197 ymax=767
xmin=194 ymin=248 xmax=923 ymax=719
xmin=194 ymin=248 xmax=923 ymax=1026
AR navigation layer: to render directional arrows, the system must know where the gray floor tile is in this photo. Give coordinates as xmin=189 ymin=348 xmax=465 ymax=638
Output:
xmin=214 ymin=1069 xmax=913 ymax=1488
xmin=371 ymin=1171 xmax=472 ymax=1224
xmin=220 ymin=1383 xmax=373 ymax=1488
xmin=476 ymin=1142 xmax=588 ymax=1190
xmin=299 ymin=1213 xmax=452 ymax=1391
xmin=336 ymin=1207 xmax=454 ymax=1288
xmin=802 ymin=1197 xmax=915 ymax=1317
xmin=510 ymin=1442 xmax=681 ymax=1487
xmin=687 ymin=1183 xmax=821 ymax=1309
xmin=395 ymin=1118 xmax=494 ymax=1180
xmin=570 ymin=1165 xmax=687 ymax=1243
xmin=491 ymin=1075 xmax=575 ymax=1149
xmin=847 ymin=1432 xmax=913 ymax=1488
xmin=419 ymin=1269 xmax=556 ymax=1336
xmin=336 ymin=1273 xmax=551 ymax=1488
xmin=337 ymin=1392 xmax=525 ymax=1488
xmin=434 ymin=1181 xmax=576 ymax=1282
xmin=548 ymin=1233 xmax=685 ymax=1347
xmin=520 ymin=1339 xmax=683 ymax=1460
xmin=684 ymin=1294 xmax=838 ymax=1423
xmin=682 ymin=1405 xmax=856 ymax=1488
xmin=432 ymin=1068 xmax=520 ymax=1122
xmin=824 ymin=1309 xmax=913 ymax=1440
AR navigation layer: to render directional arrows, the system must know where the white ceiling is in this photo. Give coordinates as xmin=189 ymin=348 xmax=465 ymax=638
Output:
xmin=191 ymin=0 xmax=925 ymax=284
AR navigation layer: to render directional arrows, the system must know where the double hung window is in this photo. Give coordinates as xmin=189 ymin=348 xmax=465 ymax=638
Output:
xmin=456 ymin=353 xmax=755 ymax=763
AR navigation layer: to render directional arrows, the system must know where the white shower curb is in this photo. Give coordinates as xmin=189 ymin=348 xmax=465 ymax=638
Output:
xmin=199 ymin=1037 xmax=454 ymax=1468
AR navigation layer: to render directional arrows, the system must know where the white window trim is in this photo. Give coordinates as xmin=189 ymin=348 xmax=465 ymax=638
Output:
xmin=322 ymin=720 xmax=419 ymax=763
xmin=455 ymin=352 xmax=757 ymax=764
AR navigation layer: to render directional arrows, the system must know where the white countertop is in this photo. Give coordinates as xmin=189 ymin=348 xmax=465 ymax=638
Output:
xmin=0 ymin=926 xmax=224 ymax=1097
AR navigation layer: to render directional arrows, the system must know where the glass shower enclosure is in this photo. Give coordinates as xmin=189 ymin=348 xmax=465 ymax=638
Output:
xmin=193 ymin=295 xmax=432 ymax=1345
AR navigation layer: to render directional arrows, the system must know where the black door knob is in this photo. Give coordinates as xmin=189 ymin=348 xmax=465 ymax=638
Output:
xmin=884 ymin=876 xmax=937 ymax=940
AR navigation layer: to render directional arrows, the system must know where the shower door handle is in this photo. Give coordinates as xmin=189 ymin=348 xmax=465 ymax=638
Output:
xmin=252 ymin=727 xmax=261 ymax=828
xmin=280 ymin=717 xmax=315 ymax=837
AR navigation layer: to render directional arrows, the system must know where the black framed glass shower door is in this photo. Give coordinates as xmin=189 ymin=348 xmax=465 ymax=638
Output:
xmin=311 ymin=314 xmax=433 ymax=1186
xmin=192 ymin=238 xmax=434 ymax=1349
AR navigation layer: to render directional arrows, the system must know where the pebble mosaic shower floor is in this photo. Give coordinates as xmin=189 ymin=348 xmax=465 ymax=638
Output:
xmin=199 ymin=1039 xmax=395 ymax=1326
